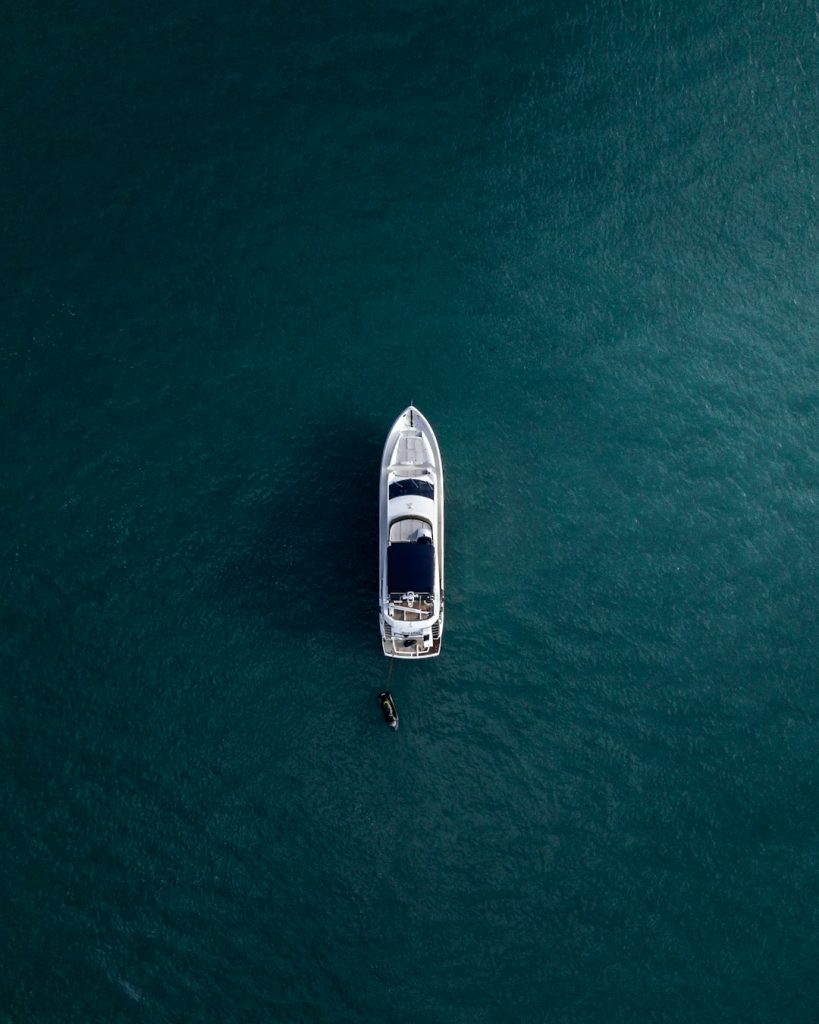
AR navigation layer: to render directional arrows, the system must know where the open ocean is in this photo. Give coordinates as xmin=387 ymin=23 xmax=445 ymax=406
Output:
xmin=3 ymin=2 xmax=818 ymax=1021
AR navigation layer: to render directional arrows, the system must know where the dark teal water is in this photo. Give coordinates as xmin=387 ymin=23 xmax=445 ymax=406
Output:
xmin=3 ymin=2 xmax=818 ymax=1021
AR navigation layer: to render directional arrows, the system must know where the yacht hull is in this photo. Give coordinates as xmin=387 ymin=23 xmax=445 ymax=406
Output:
xmin=378 ymin=406 xmax=444 ymax=658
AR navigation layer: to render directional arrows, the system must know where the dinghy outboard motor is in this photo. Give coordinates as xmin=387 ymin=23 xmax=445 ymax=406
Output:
xmin=378 ymin=691 xmax=399 ymax=731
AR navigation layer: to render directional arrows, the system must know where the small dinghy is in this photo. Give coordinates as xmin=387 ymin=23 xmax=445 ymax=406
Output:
xmin=377 ymin=691 xmax=399 ymax=730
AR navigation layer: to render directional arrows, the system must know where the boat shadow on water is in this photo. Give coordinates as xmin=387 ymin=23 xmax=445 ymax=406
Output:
xmin=219 ymin=417 xmax=381 ymax=642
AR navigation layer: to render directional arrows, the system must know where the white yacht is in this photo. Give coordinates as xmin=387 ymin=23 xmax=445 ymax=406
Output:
xmin=379 ymin=406 xmax=444 ymax=658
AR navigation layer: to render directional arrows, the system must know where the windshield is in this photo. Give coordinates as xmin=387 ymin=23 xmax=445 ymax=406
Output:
xmin=389 ymin=479 xmax=434 ymax=500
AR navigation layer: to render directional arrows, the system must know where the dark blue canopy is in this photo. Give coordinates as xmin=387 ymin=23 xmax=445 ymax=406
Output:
xmin=387 ymin=542 xmax=435 ymax=593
